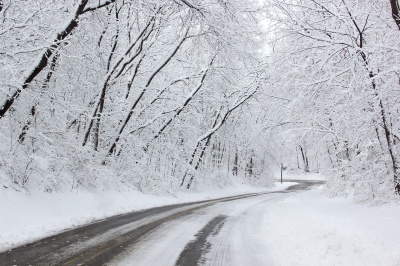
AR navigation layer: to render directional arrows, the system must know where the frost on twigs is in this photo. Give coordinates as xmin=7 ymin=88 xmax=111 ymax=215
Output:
xmin=0 ymin=0 xmax=271 ymax=194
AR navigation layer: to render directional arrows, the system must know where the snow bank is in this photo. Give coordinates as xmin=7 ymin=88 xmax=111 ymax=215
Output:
xmin=276 ymin=171 xmax=325 ymax=181
xmin=262 ymin=187 xmax=400 ymax=266
xmin=0 ymin=182 xmax=293 ymax=252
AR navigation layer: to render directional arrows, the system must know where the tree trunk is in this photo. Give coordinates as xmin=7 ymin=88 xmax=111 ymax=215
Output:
xmin=233 ymin=151 xmax=238 ymax=176
xmin=0 ymin=0 xmax=117 ymax=120
xmin=346 ymin=5 xmax=400 ymax=193
xmin=93 ymin=7 xmax=121 ymax=151
xmin=181 ymin=108 xmax=222 ymax=187
xmin=83 ymin=15 xmax=156 ymax=148
xmin=390 ymin=0 xmax=400 ymax=30
xmin=105 ymin=29 xmax=188 ymax=157
xmin=0 ymin=0 xmax=89 ymax=119
xmin=186 ymin=134 xmax=212 ymax=189
xmin=378 ymin=99 xmax=400 ymax=194
xmin=152 ymin=67 xmax=210 ymax=141
xmin=247 ymin=156 xmax=253 ymax=176
xmin=299 ymin=145 xmax=309 ymax=172
xmin=388 ymin=0 xmax=400 ymax=193
xmin=18 ymin=52 xmax=59 ymax=144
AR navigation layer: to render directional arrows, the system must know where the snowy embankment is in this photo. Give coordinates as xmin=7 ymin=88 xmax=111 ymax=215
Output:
xmin=0 ymin=182 xmax=293 ymax=252
xmin=278 ymin=171 xmax=326 ymax=181
xmin=114 ymin=176 xmax=400 ymax=266
xmin=262 ymin=186 xmax=400 ymax=266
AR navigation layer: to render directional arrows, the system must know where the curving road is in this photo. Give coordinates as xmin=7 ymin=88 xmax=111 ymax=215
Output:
xmin=0 ymin=180 xmax=324 ymax=266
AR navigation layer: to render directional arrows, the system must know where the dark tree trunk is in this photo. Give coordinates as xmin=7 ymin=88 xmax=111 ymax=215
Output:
xmin=186 ymin=134 xmax=212 ymax=189
xmin=388 ymin=0 xmax=400 ymax=193
xmin=299 ymin=145 xmax=309 ymax=172
xmin=18 ymin=52 xmax=59 ymax=144
xmin=93 ymin=6 xmax=121 ymax=152
xmin=296 ymin=146 xmax=300 ymax=169
xmin=233 ymin=151 xmax=238 ymax=176
xmin=105 ymin=29 xmax=187 ymax=157
xmin=18 ymin=106 xmax=36 ymax=144
xmin=183 ymin=90 xmax=255 ymax=188
xmin=152 ymin=67 xmax=209 ymax=141
xmin=378 ymin=99 xmax=400 ymax=194
xmin=0 ymin=0 xmax=118 ymax=120
xmin=182 ymin=109 xmax=221 ymax=188
xmin=390 ymin=0 xmax=400 ymax=30
xmin=83 ymin=16 xmax=156 ymax=149
xmin=0 ymin=0 xmax=89 ymax=119
xmin=247 ymin=156 xmax=253 ymax=176
xmin=346 ymin=6 xmax=400 ymax=194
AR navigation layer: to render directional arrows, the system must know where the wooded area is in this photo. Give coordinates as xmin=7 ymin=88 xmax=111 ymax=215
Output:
xmin=1 ymin=0 xmax=399 ymax=203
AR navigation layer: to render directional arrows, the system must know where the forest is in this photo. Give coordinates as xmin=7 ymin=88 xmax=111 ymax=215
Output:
xmin=1 ymin=0 xmax=399 ymax=203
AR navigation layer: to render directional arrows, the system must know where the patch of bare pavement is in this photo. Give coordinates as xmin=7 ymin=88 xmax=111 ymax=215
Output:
xmin=0 ymin=180 xmax=324 ymax=266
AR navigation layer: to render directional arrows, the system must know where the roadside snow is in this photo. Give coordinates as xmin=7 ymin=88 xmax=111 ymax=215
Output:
xmin=5 ymin=177 xmax=399 ymax=266
xmin=262 ymin=186 xmax=400 ymax=266
xmin=0 ymin=182 xmax=293 ymax=252
xmin=115 ymin=193 xmax=286 ymax=266
xmin=277 ymin=171 xmax=325 ymax=181
xmin=115 ymin=182 xmax=400 ymax=266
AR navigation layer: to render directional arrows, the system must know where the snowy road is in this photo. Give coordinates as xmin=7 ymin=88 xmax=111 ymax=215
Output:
xmin=113 ymin=189 xmax=296 ymax=266
xmin=0 ymin=181 xmax=323 ymax=266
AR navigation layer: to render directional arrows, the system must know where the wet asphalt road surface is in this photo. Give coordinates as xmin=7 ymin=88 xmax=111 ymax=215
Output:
xmin=0 ymin=180 xmax=324 ymax=266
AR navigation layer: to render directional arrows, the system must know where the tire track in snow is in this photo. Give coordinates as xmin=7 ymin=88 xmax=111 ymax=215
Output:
xmin=175 ymin=215 xmax=228 ymax=266
xmin=1 ymin=181 xmax=323 ymax=265
xmin=201 ymin=197 xmax=284 ymax=266
xmin=0 ymin=191 xmax=286 ymax=265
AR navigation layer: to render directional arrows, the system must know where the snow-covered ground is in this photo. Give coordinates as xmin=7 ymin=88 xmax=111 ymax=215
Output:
xmin=277 ymin=170 xmax=326 ymax=181
xmin=0 ymin=182 xmax=293 ymax=252
xmin=2 ymin=174 xmax=400 ymax=266
xmin=262 ymin=186 xmax=400 ymax=266
xmin=114 ymin=183 xmax=400 ymax=266
xmin=114 ymin=192 xmax=286 ymax=266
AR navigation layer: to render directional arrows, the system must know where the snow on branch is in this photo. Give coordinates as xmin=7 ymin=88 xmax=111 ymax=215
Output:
xmin=152 ymin=67 xmax=210 ymax=140
xmin=197 ymin=89 xmax=257 ymax=143
xmin=175 ymin=0 xmax=205 ymax=16
xmin=128 ymin=73 xmax=206 ymax=134
xmin=0 ymin=0 xmax=89 ymax=119
xmin=82 ymin=0 xmax=117 ymax=13
xmin=0 ymin=0 xmax=119 ymax=120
